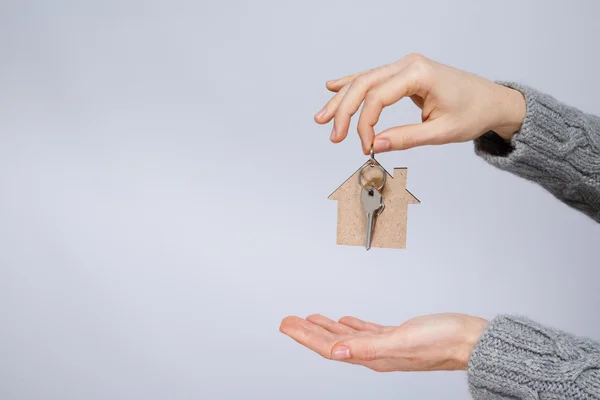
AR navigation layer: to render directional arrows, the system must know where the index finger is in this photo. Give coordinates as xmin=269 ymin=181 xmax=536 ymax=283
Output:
xmin=358 ymin=65 xmax=431 ymax=152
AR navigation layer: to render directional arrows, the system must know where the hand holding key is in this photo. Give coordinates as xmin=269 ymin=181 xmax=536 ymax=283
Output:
xmin=313 ymin=53 xmax=526 ymax=155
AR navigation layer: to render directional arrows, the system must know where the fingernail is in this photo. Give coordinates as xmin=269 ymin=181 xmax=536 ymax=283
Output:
xmin=374 ymin=138 xmax=390 ymax=153
xmin=330 ymin=126 xmax=337 ymax=141
xmin=315 ymin=107 xmax=327 ymax=119
xmin=332 ymin=346 xmax=350 ymax=360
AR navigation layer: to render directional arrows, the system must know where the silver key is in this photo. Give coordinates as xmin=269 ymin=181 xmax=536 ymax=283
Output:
xmin=361 ymin=185 xmax=384 ymax=250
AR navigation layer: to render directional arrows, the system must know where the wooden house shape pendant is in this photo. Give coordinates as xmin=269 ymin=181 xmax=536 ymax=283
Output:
xmin=328 ymin=159 xmax=419 ymax=249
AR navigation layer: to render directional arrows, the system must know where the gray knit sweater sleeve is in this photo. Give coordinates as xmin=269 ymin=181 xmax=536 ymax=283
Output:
xmin=468 ymin=85 xmax=600 ymax=398
xmin=474 ymin=82 xmax=600 ymax=222
xmin=468 ymin=315 xmax=600 ymax=399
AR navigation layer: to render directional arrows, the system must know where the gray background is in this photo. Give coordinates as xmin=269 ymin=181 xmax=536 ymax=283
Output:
xmin=1 ymin=0 xmax=599 ymax=399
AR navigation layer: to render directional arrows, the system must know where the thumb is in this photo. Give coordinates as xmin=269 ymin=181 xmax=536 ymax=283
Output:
xmin=331 ymin=334 xmax=395 ymax=362
xmin=373 ymin=119 xmax=447 ymax=152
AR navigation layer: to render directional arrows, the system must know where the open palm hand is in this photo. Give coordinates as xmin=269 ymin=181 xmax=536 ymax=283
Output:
xmin=280 ymin=313 xmax=487 ymax=372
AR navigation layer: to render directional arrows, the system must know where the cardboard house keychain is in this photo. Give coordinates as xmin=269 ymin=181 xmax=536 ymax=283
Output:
xmin=328 ymin=147 xmax=419 ymax=250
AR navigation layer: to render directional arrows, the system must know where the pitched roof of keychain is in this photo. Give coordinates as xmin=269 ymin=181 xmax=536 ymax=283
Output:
xmin=328 ymin=157 xmax=419 ymax=250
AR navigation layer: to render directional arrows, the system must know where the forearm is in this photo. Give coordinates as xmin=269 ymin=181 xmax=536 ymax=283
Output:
xmin=475 ymin=82 xmax=600 ymax=222
xmin=468 ymin=315 xmax=600 ymax=399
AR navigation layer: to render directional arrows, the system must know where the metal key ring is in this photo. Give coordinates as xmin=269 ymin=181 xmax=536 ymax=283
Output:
xmin=358 ymin=161 xmax=386 ymax=192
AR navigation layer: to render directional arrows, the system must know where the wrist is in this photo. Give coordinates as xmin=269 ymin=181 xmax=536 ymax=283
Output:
xmin=455 ymin=316 xmax=488 ymax=370
xmin=488 ymin=84 xmax=526 ymax=141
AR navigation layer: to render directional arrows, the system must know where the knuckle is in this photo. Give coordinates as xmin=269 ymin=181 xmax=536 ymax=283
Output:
xmin=400 ymin=134 xmax=416 ymax=150
xmin=353 ymin=68 xmax=380 ymax=90
xmin=351 ymin=74 xmax=371 ymax=92
xmin=405 ymin=52 xmax=425 ymax=63
xmin=408 ymin=61 xmax=435 ymax=89
xmin=352 ymin=74 xmax=370 ymax=90
xmin=410 ymin=57 xmax=431 ymax=75
xmin=361 ymin=345 xmax=378 ymax=362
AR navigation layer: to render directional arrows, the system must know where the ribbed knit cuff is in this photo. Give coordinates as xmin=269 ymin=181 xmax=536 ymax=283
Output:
xmin=468 ymin=315 xmax=600 ymax=399
xmin=473 ymin=81 xmax=600 ymax=222
xmin=474 ymin=81 xmax=576 ymax=174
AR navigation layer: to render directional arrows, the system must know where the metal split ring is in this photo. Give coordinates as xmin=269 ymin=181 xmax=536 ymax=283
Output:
xmin=358 ymin=145 xmax=386 ymax=192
